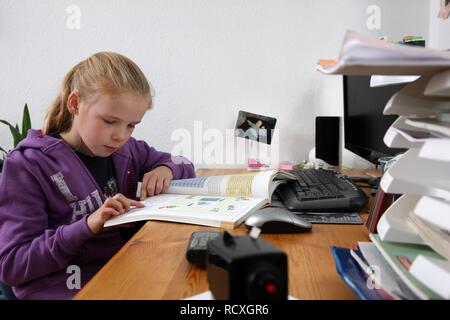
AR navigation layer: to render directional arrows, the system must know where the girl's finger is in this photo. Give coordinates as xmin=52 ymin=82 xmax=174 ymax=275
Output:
xmin=163 ymin=178 xmax=171 ymax=192
xmin=155 ymin=178 xmax=164 ymax=195
xmin=113 ymin=193 xmax=132 ymax=211
xmin=129 ymin=199 xmax=145 ymax=208
xmin=140 ymin=174 xmax=150 ymax=200
xmin=104 ymin=197 xmax=125 ymax=213
xmin=146 ymin=175 xmax=158 ymax=196
xmin=103 ymin=208 xmax=120 ymax=219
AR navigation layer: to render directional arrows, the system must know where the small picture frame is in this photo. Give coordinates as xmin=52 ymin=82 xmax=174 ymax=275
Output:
xmin=234 ymin=110 xmax=277 ymax=145
xmin=438 ymin=0 xmax=450 ymax=20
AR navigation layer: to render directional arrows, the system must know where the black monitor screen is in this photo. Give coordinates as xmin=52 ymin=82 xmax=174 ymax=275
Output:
xmin=343 ymin=75 xmax=407 ymax=164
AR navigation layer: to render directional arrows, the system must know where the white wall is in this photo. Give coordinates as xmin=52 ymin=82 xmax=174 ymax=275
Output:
xmin=0 ymin=0 xmax=430 ymax=168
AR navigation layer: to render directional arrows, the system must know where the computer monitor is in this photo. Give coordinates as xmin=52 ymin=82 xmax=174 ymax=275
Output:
xmin=343 ymin=75 xmax=407 ymax=164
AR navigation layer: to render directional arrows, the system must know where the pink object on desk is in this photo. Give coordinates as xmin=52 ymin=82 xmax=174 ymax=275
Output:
xmin=247 ymin=158 xmax=269 ymax=168
xmin=278 ymin=160 xmax=303 ymax=171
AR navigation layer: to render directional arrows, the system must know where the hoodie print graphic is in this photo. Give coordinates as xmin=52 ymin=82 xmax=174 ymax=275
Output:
xmin=103 ymin=177 xmax=118 ymax=198
xmin=50 ymin=171 xmax=103 ymax=222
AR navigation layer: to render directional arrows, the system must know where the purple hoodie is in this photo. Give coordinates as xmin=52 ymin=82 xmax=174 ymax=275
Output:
xmin=0 ymin=129 xmax=195 ymax=299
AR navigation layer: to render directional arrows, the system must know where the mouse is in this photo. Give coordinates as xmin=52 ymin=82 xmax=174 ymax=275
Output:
xmin=244 ymin=207 xmax=312 ymax=234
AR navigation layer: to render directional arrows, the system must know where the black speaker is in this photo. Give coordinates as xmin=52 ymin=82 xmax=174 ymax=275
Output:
xmin=315 ymin=116 xmax=340 ymax=166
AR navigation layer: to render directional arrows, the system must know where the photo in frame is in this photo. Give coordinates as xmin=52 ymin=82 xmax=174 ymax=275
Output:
xmin=438 ymin=0 xmax=450 ymax=19
xmin=234 ymin=110 xmax=277 ymax=145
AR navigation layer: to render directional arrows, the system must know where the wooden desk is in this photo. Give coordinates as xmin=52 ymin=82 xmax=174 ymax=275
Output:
xmin=75 ymin=168 xmax=378 ymax=300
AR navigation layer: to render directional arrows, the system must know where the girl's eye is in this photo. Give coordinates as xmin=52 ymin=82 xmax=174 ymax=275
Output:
xmin=128 ymin=124 xmax=135 ymax=129
xmin=103 ymin=119 xmax=115 ymax=125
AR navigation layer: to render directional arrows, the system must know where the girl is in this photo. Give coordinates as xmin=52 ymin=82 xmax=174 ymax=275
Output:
xmin=0 ymin=52 xmax=195 ymax=299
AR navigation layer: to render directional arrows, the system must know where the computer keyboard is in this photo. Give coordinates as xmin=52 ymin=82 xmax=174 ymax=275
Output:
xmin=295 ymin=212 xmax=363 ymax=225
xmin=276 ymin=169 xmax=368 ymax=212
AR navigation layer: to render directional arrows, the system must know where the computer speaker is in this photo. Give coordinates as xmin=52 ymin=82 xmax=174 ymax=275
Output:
xmin=315 ymin=116 xmax=340 ymax=166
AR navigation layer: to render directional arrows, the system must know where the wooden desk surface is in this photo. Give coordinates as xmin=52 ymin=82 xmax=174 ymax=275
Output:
xmin=75 ymin=168 xmax=378 ymax=300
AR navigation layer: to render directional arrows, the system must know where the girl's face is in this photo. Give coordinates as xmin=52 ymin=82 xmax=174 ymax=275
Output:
xmin=75 ymin=92 xmax=148 ymax=157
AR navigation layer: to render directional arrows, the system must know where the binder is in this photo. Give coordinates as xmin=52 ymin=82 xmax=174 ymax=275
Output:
xmin=331 ymin=246 xmax=387 ymax=300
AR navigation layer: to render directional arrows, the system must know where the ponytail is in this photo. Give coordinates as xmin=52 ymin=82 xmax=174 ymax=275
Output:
xmin=43 ymin=66 xmax=78 ymax=135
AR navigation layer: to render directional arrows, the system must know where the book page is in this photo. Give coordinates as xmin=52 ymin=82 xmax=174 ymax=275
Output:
xmin=408 ymin=214 xmax=450 ymax=261
xmin=166 ymin=170 xmax=281 ymax=200
xmin=103 ymin=193 xmax=267 ymax=228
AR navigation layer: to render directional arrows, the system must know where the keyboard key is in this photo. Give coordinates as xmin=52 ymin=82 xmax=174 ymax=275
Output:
xmin=295 ymin=212 xmax=363 ymax=224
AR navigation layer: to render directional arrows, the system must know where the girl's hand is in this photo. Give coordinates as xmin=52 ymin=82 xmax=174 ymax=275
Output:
xmin=140 ymin=166 xmax=174 ymax=200
xmin=87 ymin=193 xmax=144 ymax=235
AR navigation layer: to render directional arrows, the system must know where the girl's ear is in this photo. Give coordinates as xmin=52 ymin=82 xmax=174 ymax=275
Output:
xmin=67 ymin=90 xmax=80 ymax=115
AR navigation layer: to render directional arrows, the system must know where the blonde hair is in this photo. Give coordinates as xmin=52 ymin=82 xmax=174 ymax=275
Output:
xmin=43 ymin=51 xmax=152 ymax=135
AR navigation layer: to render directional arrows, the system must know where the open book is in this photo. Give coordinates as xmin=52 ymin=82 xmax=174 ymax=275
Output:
xmin=104 ymin=170 xmax=297 ymax=229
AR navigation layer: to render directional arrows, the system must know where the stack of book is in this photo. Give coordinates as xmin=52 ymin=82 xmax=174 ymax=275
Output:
xmin=319 ymin=31 xmax=450 ymax=300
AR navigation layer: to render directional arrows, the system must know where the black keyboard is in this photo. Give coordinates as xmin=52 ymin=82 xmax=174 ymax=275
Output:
xmin=276 ymin=169 xmax=368 ymax=212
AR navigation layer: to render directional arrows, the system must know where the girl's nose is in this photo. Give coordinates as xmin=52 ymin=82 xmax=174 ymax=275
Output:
xmin=112 ymin=128 xmax=128 ymax=142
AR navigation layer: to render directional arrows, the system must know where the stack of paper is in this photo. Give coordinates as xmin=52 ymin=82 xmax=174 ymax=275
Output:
xmin=317 ymin=31 xmax=450 ymax=75
xmin=319 ymin=31 xmax=450 ymax=300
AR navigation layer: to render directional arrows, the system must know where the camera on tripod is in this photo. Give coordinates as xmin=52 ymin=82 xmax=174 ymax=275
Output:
xmin=206 ymin=231 xmax=288 ymax=300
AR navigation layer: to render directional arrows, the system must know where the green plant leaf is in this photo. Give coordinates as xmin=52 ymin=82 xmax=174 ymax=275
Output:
xmin=0 ymin=119 xmax=14 ymax=128
xmin=0 ymin=120 xmax=21 ymax=148
xmin=21 ymin=103 xmax=31 ymax=139
xmin=13 ymin=124 xmax=21 ymax=147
